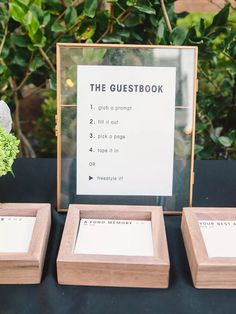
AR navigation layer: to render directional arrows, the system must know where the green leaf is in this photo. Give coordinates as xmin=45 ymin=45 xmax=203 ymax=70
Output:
xmin=223 ymin=30 xmax=236 ymax=46
xmin=186 ymin=26 xmax=203 ymax=44
xmin=77 ymin=19 xmax=96 ymax=39
xmin=50 ymin=73 xmax=56 ymax=91
xmin=157 ymin=20 xmax=165 ymax=39
xmin=34 ymin=0 xmax=42 ymax=7
xmin=95 ymin=48 xmax=107 ymax=62
xmin=82 ymin=46 xmax=106 ymax=64
xmin=0 ymin=45 xmax=10 ymax=58
xmin=131 ymin=31 xmax=142 ymax=41
xmin=51 ymin=21 xmax=66 ymax=32
xmin=57 ymin=35 xmax=74 ymax=43
xmin=16 ymin=0 xmax=30 ymax=5
xmin=9 ymin=1 xmax=28 ymax=23
xmin=125 ymin=14 xmax=141 ymax=27
xmin=134 ymin=4 xmax=155 ymax=15
xmin=22 ymin=11 xmax=42 ymax=43
xmin=199 ymin=18 xmax=205 ymax=35
xmin=196 ymin=122 xmax=207 ymax=133
xmin=212 ymin=3 xmax=230 ymax=27
xmin=83 ymin=47 xmax=96 ymax=63
xmin=0 ymin=7 xmax=10 ymax=23
xmin=210 ymin=133 xmax=218 ymax=144
xmin=0 ymin=64 xmax=6 ymax=75
xmin=42 ymin=13 xmax=51 ymax=27
xmin=170 ymin=26 xmax=187 ymax=45
xmin=228 ymin=41 xmax=236 ymax=58
xmin=30 ymin=3 xmax=44 ymax=23
xmin=220 ymin=79 xmax=233 ymax=90
xmin=13 ymin=55 xmax=28 ymax=67
xmin=33 ymin=35 xmax=46 ymax=47
xmin=117 ymin=30 xmax=130 ymax=39
xmin=149 ymin=14 xmax=158 ymax=27
xmin=64 ymin=6 xmax=77 ymax=28
xmin=29 ymin=55 xmax=44 ymax=71
xmin=218 ymin=136 xmax=233 ymax=147
xmin=126 ymin=0 xmax=156 ymax=14
xmin=208 ymin=26 xmax=229 ymax=39
xmin=116 ymin=19 xmax=125 ymax=27
xmin=214 ymin=127 xmax=223 ymax=138
xmin=27 ymin=43 xmax=37 ymax=51
xmin=126 ymin=0 xmax=136 ymax=5
xmin=195 ymin=144 xmax=204 ymax=154
xmin=102 ymin=34 xmax=123 ymax=43
xmin=84 ymin=0 xmax=98 ymax=18
xmin=10 ymin=35 xmax=30 ymax=47
xmin=23 ymin=11 xmax=40 ymax=35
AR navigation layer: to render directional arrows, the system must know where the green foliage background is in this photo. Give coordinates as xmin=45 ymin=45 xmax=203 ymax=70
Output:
xmin=0 ymin=0 xmax=235 ymax=158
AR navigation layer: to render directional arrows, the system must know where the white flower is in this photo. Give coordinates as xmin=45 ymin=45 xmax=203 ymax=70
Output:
xmin=0 ymin=100 xmax=12 ymax=133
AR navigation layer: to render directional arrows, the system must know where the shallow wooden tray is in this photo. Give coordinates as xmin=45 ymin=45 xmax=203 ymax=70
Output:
xmin=0 ymin=203 xmax=51 ymax=284
xmin=57 ymin=204 xmax=169 ymax=288
xmin=182 ymin=207 xmax=236 ymax=288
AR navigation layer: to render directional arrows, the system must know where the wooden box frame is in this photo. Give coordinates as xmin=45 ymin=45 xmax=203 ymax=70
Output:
xmin=0 ymin=203 xmax=51 ymax=284
xmin=57 ymin=205 xmax=169 ymax=288
xmin=56 ymin=43 xmax=198 ymax=213
xmin=182 ymin=207 xmax=236 ymax=288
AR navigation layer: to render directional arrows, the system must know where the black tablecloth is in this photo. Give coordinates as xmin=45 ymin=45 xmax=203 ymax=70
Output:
xmin=0 ymin=159 xmax=236 ymax=314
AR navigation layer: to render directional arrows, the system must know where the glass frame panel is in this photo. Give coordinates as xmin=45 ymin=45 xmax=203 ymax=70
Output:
xmin=56 ymin=43 xmax=198 ymax=212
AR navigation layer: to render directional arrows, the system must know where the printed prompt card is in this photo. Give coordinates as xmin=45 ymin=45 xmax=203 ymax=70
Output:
xmin=199 ymin=220 xmax=236 ymax=258
xmin=75 ymin=218 xmax=154 ymax=256
xmin=76 ymin=65 xmax=176 ymax=196
xmin=0 ymin=216 xmax=36 ymax=253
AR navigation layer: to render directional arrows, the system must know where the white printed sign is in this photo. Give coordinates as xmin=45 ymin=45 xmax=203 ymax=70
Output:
xmin=74 ymin=218 xmax=154 ymax=256
xmin=76 ymin=65 xmax=176 ymax=196
xmin=199 ymin=220 xmax=236 ymax=258
xmin=0 ymin=216 xmax=36 ymax=253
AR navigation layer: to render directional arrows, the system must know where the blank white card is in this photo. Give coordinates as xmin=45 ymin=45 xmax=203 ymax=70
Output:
xmin=74 ymin=219 xmax=154 ymax=256
xmin=0 ymin=216 xmax=36 ymax=253
xmin=199 ymin=220 xmax=236 ymax=258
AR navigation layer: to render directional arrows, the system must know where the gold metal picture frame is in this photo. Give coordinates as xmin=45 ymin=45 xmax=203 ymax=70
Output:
xmin=56 ymin=43 xmax=198 ymax=212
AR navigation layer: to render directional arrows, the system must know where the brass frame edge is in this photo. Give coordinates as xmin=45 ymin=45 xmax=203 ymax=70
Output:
xmin=56 ymin=43 xmax=198 ymax=50
xmin=56 ymin=44 xmax=198 ymax=213
xmin=56 ymin=43 xmax=62 ymax=211
xmin=189 ymin=47 xmax=198 ymax=207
